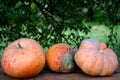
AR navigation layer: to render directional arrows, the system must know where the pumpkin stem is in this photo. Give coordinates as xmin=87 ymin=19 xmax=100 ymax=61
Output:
xmin=18 ymin=41 xmax=22 ymax=50
xmin=99 ymin=48 xmax=103 ymax=54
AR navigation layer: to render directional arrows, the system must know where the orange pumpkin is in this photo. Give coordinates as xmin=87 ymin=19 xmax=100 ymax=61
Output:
xmin=46 ymin=43 xmax=76 ymax=72
xmin=1 ymin=38 xmax=45 ymax=78
xmin=74 ymin=38 xmax=119 ymax=76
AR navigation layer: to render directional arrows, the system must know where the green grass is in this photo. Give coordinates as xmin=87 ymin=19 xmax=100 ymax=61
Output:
xmin=86 ymin=25 xmax=110 ymax=43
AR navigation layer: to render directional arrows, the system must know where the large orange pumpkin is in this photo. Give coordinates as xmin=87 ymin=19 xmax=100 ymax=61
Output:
xmin=46 ymin=43 xmax=76 ymax=72
xmin=1 ymin=38 xmax=45 ymax=78
xmin=74 ymin=38 xmax=119 ymax=76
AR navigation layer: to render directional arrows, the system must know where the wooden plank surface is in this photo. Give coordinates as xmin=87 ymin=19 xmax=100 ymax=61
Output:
xmin=0 ymin=63 xmax=120 ymax=80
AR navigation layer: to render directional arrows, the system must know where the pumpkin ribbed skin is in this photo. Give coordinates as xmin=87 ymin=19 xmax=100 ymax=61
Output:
xmin=1 ymin=38 xmax=45 ymax=78
xmin=75 ymin=38 xmax=119 ymax=76
xmin=46 ymin=43 xmax=75 ymax=73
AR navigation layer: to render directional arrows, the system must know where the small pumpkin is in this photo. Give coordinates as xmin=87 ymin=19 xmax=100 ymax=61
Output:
xmin=46 ymin=43 xmax=76 ymax=72
xmin=1 ymin=38 xmax=45 ymax=78
xmin=74 ymin=38 xmax=119 ymax=76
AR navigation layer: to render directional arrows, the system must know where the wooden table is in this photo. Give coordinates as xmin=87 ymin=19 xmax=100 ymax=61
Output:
xmin=0 ymin=64 xmax=120 ymax=80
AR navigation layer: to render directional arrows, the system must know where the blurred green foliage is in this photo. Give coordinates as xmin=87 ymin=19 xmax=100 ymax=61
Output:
xmin=0 ymin=0 xmax=120 ymax=58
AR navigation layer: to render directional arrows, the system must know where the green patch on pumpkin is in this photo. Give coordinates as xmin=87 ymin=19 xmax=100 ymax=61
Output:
xmin=58 ymin=55 xmax=75 ymax=72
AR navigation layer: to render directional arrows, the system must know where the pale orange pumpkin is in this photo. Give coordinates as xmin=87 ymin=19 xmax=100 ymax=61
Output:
xmin=74 ymin=38 xmax=119 ymax=76
xmin=1 ymin=38 xmax=45 ymax=78
xmin=46 ymin=43 xmax=76 ymax=73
